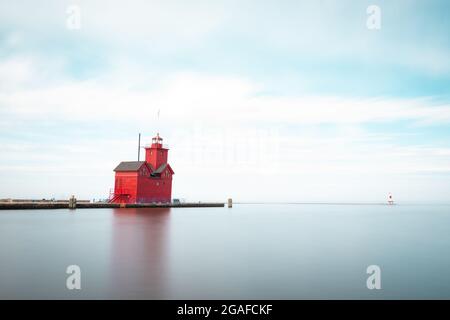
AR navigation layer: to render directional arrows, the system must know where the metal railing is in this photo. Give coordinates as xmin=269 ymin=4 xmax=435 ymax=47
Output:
xmin=144 ymin=143 xmax=169 ymax=149
xmin=109 ymin=188 xmax=130 ymax=198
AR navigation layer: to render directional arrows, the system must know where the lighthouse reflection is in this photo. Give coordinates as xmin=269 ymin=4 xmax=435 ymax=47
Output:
xmin=110 ymin=208 xmax=171 ymax=299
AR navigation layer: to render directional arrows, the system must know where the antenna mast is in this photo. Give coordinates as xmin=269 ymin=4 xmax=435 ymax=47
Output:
xmin=157 ymin=108 xmax=160 ymax=135
xmin=138 ymin=133 xmax=141 ymax=161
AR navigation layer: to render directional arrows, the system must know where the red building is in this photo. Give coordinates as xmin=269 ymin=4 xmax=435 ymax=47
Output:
xmin=110 ymin=133 xmax=174 ymax=204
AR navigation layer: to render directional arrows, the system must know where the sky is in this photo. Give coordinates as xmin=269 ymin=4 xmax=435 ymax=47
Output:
xmin=0 ymin=0 xmax=449 ymax=202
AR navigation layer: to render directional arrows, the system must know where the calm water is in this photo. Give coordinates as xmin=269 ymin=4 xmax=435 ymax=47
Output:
xmin=0 ymin=204 xmax=450 ymax=299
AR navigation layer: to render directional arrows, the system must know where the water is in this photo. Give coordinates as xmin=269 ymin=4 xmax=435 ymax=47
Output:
xmin=0 ymin=204 xmax=450 ymax=299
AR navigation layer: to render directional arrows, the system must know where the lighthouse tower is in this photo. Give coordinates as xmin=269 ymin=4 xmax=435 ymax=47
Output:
xmin=145 ymin=133 xmax=168 ymax=170
xmin=110 ymin=133 xmax=174 ymax=204
xmin=388 ymin=193 xmax=394 ymax=205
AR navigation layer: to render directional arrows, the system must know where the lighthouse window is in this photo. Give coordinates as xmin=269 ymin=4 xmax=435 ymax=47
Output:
xmin=156 ymin=182 xmax=159 ymax=186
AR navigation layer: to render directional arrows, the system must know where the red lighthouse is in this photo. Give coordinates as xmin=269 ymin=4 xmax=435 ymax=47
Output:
xmin=110 ymin=133 xmax=174 ymax=204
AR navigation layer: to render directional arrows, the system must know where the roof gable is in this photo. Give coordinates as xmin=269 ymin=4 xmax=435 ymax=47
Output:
xmin=165 ymin=164 xmax=174 ymax=174
xmin=153 ymin=163 xmax=167 ymax=174
xmin=151 ymin=163 xmax=175 ymax=175
xmin=114 ymin=161 xmax=146 ymax=172
xmin=114 ymin=161 xmax=172 ymax=174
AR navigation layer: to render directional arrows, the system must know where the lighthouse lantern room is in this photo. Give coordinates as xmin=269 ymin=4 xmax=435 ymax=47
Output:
xmin=110 ymin=133 xmax=174 ymax=204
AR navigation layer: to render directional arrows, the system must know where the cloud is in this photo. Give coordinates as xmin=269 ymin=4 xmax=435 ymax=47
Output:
xmin=0 ymin=56 xmax=34 ymax=89
xmin=0 ymin=0 xmax=225 ymax=53
xmin=1 ymin=61 xmax=450 ymax=192
xmin=1 ymin=1 xmax=450 ymax=201
xmin=1 ymin=1 xmax=449 ymax=76
xmin=1 ymin=63 xmax=450 ymax=127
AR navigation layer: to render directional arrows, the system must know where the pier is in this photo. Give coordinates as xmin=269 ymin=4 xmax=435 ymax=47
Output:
xmin=0 ymin=200 xmax=225 ymax=210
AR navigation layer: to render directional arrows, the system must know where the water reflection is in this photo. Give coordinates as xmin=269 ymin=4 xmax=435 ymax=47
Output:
xmin=109 ymin=208 xmax=171 ymax=299
xmin=1 ymin=204 xmax=450 ymax=299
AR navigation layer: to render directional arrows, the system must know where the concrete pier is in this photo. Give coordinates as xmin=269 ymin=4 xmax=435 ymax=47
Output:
xmin=0 ymin=201 xmax=225 ymax=210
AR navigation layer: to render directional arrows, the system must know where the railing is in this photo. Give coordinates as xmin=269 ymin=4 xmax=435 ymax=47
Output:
xmin=108 ymin=188 xmax=130 ymax=203
xmin=110 ymin=188 xmax=130 ymax=195
xmin=144 ymin=144 xmax=170 ymax=149
xmin=108 ymin=188 xmax=131 ymax=202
